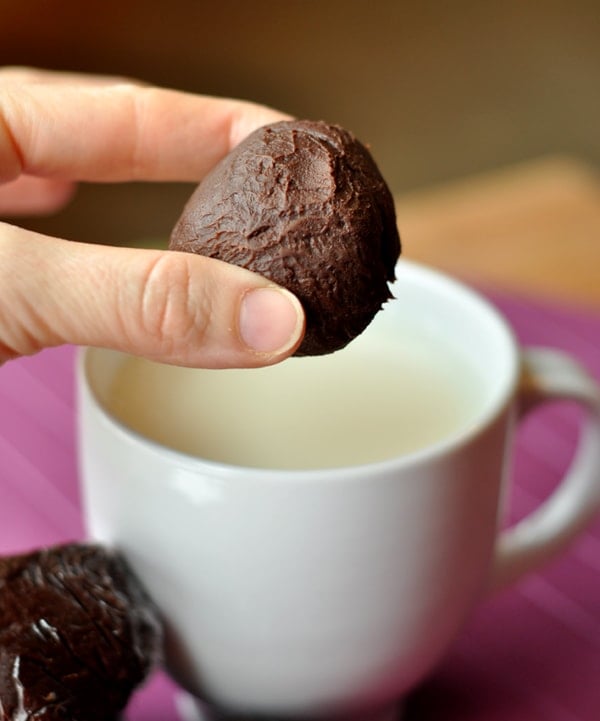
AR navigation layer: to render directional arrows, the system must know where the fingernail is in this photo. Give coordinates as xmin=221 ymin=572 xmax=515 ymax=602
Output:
xmin=239 ymin=287 xmax=304 ymax=354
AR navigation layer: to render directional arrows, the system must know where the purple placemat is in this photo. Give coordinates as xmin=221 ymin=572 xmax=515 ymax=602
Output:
xmin=1 ymin=290 xmax=599 ymax=721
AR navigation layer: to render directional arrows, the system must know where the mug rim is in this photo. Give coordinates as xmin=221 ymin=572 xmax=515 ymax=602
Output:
xmin=78 ymin=260 xmax=520 ymax=481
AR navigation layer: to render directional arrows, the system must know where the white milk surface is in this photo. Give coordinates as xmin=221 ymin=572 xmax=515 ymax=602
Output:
xmin=106 ymin=328 xmax=483 ymax=470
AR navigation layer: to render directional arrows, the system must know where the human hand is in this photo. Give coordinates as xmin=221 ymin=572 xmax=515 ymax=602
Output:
xmin=0 ymin=67 xmax=305 ymax=366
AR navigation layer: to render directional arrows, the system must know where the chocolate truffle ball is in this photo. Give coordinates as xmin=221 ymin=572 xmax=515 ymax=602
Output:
xmin=0 ymin=543 xmax=163 ymax=721
xmin=170 ymin=119 xmax=401 ymax=356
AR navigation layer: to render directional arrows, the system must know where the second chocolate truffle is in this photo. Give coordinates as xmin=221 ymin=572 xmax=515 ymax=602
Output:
xmin=170 ymin=120 xmax=401 ymax=356
xmin=0 ymin=543 xmax=162 ymax=721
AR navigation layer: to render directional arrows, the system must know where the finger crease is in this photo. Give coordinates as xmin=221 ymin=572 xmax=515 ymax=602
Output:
xmin=139 ymin=255 xmax=177 ymax=350
xmin=126 ymin=86 xmax=149 ymax=179
xmin=0 ymin=107 xmax=25 ymax=182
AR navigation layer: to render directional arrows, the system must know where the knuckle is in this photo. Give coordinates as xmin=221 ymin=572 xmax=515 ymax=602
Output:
xmin=0 ymin=90 xmax=25 ymax=182
xmin=112 ymin=84 xmax=161 ymax=178
xmin=136 ymin=253 xmax=210 ymax=354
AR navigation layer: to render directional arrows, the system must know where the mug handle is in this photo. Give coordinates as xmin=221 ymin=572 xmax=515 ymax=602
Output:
xmin=489 ymin=347 xmax=600 ymax=592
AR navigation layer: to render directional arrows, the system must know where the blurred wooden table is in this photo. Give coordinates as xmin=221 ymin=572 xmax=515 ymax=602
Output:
xmin=395 ymin=156 xmax=600 ymax=308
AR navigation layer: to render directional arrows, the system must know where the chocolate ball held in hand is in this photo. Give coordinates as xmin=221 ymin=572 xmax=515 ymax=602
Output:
xmin=170 ymin=120 xmax=401 ymax=356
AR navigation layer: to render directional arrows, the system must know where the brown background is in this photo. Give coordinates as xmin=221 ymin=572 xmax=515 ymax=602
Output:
xmin=1 ymin=0 xmax=599 ymax=248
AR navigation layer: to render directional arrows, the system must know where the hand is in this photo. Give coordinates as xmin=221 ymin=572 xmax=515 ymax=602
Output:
xmin=0 ymin=67 xmax=305 ymax=367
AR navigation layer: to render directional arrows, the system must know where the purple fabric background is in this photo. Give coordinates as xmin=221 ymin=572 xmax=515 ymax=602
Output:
xmin=1 ymin=289 xmax=599 ymax=721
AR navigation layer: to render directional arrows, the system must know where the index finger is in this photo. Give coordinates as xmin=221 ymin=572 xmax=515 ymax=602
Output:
xmin=0 ymin=73 xmax=291 ymax=184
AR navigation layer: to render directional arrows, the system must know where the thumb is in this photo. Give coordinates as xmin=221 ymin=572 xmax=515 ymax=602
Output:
xmin=0 ymin=223 xmax=305 ymax=367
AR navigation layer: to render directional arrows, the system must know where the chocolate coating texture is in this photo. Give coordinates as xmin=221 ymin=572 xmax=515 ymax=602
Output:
xmin=170 ymin=120 xmax=401 ymax=355
xmin=0 ymin=543 xmax=162 ymax=721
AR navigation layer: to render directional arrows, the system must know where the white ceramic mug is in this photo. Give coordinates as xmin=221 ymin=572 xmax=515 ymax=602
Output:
xmin=77 ymin=260 xmax=600 ymax=720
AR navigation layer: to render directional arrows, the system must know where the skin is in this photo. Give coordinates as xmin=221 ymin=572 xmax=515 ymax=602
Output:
xmin=0 ymin=67 xmax=305 ymax=367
